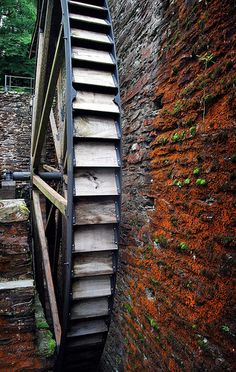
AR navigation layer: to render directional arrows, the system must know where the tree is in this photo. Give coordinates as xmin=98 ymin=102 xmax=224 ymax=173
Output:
xmin=0 ymin=0 xmax=36 ymax=86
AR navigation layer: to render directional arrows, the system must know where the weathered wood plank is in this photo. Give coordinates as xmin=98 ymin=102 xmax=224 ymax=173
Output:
xmin=32 ymin=191 xmax=61 ymax=347
xmin=73 ymin=67 xmax=115 ymax=88
xmin=73 ymin=225 xmax=117 ymax=252
xmin=72 ymin=47 xmax=114 ymax=65
xmin=67 ymin=334 xmax=103 ymax=348
xmin=71 ymin=29 xmax=111 ymax=44
xmin=74 ymin=198 xmax=117 ymax=225
xmin=69 ymin=1 xmax=105 ymax=11
xmin=73 ymin=276 xmax=111 ymax=299
xmin=33 ymin=27 xmax=64 ymax=168
xmin=70 ymin=13 xmax=109 ymax=26
xmin=74 ymin=142 xmax=118 ymax=167
xmin=67 ymin=319 xmax=107 ymax=338
xmin=33 ymin=175 xmax=67 ymax=215
xmin=64 ymin=349 xmax=101 ymax=364
xmin=74 ymin=115 xmax=118 ymax=139
xmin=74 ymin=168 xmax=118 ymax=196
xmin=71 ymin=298 xmax=108 ymax=319
xmin=31 ymin=1 xmax=53 ymax=152
xmin=73 ymin=252 xmax=113 ymax=277
xmin=57 ymin=65 xmax=67 ymax=163
xmin=73 ymin=91 xmax=119 ymax=113
xmin=49 ymin=110 xmax=60 ymax=163
xmin=43 ymin=164 xmax=60 ymax=173
xmin=74 ymin=225 xmax=118 ymax=252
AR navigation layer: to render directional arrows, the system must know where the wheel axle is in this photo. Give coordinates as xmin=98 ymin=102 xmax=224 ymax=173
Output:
xmin=2 ymin=171 xmax=63 ymax=181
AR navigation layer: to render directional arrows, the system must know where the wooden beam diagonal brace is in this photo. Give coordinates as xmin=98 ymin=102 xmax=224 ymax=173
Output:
xmin=50 ymin=110 xmax=61 ymax=163
xmin=33 ymin=175 xmax=67 ymax=216
xmin=31 ymin=0 xmax=53 ymax=153
xmin=33 ymin=26 xmax=64 ymax=168
xmin=32 ymin=190 xmax=61 ymax=349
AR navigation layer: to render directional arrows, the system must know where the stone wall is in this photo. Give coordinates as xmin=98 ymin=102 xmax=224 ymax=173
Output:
xmin=0 ymin=93 xmax=32 ymax=176
xmin=102 ymin=0 xmax=236 ymax=371
xmin=0 ymin=1 xmax=235 ymax=370
xmin=0 ymin=200 xmax=51 ymax=371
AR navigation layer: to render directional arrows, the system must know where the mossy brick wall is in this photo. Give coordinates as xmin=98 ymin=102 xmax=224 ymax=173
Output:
xmin=102 ymin=0 xmax=236 ymax=371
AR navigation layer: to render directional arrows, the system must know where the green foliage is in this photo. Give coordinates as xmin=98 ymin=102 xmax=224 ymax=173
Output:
xmin=197 ymin=336 xmax=208 ymax=348
xmin=0 ymin=0 xmax=36 ymax=84
xmin=172 ymin=131 xmax=186 ymax=143
xmin=193 ymin=167 xmax=200 ymax=176
xmin=36 ymin=320 xmax=49 ymax=330
xmin=150 ymin=278 xmax=159 ymax=285
xmin=190 ymin=126 xmax=197 ymax=137
xmin=147 ymin=316 xmax=159 ymax=331
xmin=179 ymin=242 xmax=189 ymax=251
xmin=172 ymin=100 xmax=183 ymax=115
xmin=173 ymin=179 xmax=182 ymax=188
xmin=124 ymin=303 xmax=133 ymax=314
xmin=47 ymin=336 xmax=56 ymax=355
xmin=199 ymin=53 xmax=215 ymax=67
xmin=158 ymin=136 xmax=168 ymax=145
xmin=184 ymin=178 xmax=191 ymax=185
xmin=154 ymin=235 xmax=167 ymax=248
xmin=170 ymin=216 xmax=178 ymax=226
xmin=138 ymin=332 xmax=145 ymax=342
xmin=196 ymin=178 xmax=207 ymax=186
xmin=221 ymin=325 xmax=230 ymax=333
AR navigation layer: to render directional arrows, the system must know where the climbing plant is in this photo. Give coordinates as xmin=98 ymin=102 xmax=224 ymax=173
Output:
xmin=0 ymin=0 xmax=36 ymax=85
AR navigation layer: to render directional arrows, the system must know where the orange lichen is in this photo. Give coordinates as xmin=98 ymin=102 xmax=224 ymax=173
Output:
xmin=120 ymin=0 xmax=236 ymax=370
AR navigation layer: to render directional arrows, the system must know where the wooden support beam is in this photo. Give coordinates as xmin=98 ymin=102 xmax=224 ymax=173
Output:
xmin=33 ymin=175 xmax=67 ymax=216
xmin=32 ymin=191 xmax=61 ymax=348
xmin=63 ymin=151 xmax=68 ymax=169
xmin=45 ymin=203 xmax=55 ymax=232
xmin=56 ymin=69 xmax=67 ymax=163
xmin=33 ymin=27 xmax=64 ymax=168
xmin=45 ymin=183 xmax=60 ymax=232
xmin=52 ymin=210 xmax=62 ymax=278
xmin=49 ymin=110 xmax=61 ymax=163
xmin=43 ymin=164 xmax=60 ymax=173
xmin=31 ymin=1 xmax=54 ymax=153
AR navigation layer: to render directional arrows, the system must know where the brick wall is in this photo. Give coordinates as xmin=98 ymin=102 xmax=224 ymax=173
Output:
xmin=0 ymin=200 xmax=45 ymax=371
xmin=102 ymin=0 xmax=236 ymax=370
xmin=0 ymin=1 xmax=235 ymax=369
xmin=0 ymin=93 xmax=32 ymax=176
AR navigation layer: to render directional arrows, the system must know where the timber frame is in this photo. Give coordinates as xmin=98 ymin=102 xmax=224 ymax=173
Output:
xmin=30 ymin=1 xmax=122 ymax=370
xmin=30 ymin=0 xmax=72 ymax=364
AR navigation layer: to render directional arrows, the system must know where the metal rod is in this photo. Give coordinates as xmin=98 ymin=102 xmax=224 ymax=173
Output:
xmin=4 ymin=75 xmax=8 ymax=92
xmin=11 ymin=171 xmax=62 ymax=181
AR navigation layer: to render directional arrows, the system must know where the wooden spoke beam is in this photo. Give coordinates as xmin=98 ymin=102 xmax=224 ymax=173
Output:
xmin=31 ymin=0 xmax=54 ymax=153
xmin=49 ymin=110 xmax=61 ymax=164
xmin=45 ymin=182 xmax=61 ymax=233
xmin=33 ymin=175 xmax=67 ymax=216
xmin=33 ymin=26 xmax=64 ymax=168
xmin=32 ymin=190 xmax=61 ymax=348
xmin=57 ymin=69 xmax=67 ymax=163
xmin=43 ymin=164 xmax=60 ymax=173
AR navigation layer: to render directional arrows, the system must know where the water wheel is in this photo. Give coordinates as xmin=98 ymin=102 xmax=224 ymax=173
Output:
xmin=30 ymin=1 xmax=121 ymax=370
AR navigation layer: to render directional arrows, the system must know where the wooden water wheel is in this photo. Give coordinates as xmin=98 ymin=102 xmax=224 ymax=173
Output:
xmin=30 ymin=1 xmax=121 ymax=370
